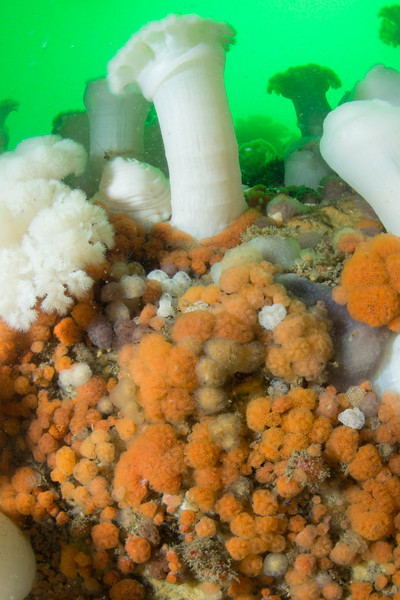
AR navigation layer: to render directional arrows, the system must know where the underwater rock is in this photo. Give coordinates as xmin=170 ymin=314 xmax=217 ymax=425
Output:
xmin=247 ymin=235 xmax=302 ymax=269
xmin=277 ymin=273 xmax=390 ymax=389
xmin=318 ymin=174 xmax=353 ymax=202
xmin=266 ymin=193 xmax=310 ymax=221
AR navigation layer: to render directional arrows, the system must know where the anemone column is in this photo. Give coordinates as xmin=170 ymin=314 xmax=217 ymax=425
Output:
xmin=107 ymin=14 xmax=246 ymax=240
xmin=320 ymin=99 xmax=400 ymax=235
xmin=267 ymin=63 xmax=341 ymax=137
xmin=84 ymin=78 xmax=150 ymax=193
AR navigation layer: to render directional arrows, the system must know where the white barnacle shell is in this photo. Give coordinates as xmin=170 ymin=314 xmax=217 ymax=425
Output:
xmin=258 ymin=303 xmax=287 ymax=330
xmin=96 ymin=156 xmax=171 ymax=229
xmin=338 ymin=407 xmax=365 ymax=429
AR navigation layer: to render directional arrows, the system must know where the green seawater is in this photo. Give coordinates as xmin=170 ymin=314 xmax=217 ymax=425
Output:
xmin=0 ymin=0 xmax=398 ymax=149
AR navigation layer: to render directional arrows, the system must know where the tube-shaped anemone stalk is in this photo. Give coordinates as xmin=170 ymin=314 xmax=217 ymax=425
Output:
xmin=0 ymin=99 xmax=19 ymax=153
xmin=267 ymin=64 xmax=341 ymax=137
xmin=378 ymin=4 xmax=400 ymax=48
xmin=351 ymin=64 xmax=400 ymax=105
xmin=83 ymin=78 xmax=150 ymax=193
xmin=320 ymin=99 xmax=400 ymax=235
xmin=284 ymin=137 xmax=333 ymax=190
xmin=371 ymin=331 xmax=400 ymax=395
xmin=107 ymin=14 xmax=246 ymax=240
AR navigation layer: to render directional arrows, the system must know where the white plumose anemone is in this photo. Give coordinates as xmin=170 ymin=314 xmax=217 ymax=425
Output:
xmin=0 ymin=135 xmax=114 ymax=331
xmin=107 ymin=14 xmax=246 ymax=240
xmin=84 ymin=78 xmax=150 ymax=190
xmin=94 ymin=156 xmax=171 ymax=229
xmin=370 ymin=332 xmax=400 ymax=395
xmin=320 ymin=99 xmax=400 ymax=235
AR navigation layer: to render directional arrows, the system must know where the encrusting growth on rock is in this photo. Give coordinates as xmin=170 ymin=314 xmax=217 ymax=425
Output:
xmin=3 ymin=14 xmax=400 ymax=599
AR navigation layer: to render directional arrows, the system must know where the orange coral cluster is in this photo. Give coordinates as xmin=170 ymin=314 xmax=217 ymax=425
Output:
xmin=0 ymin=333 xmax=149 ymax=597
xmin=333 ymin=233 xmax=400 ymax=330
xmin=107 ymin=213 xmax=146 ymax=264
xmin=115 ymin=261 xmax=333 ymax=462
xmin=119 ymin=358 xmax=400 ymax=596
xmin=142 ymin=208 xmax=261 ymax=275
xmin=111 ymin=347 xmax=400 ymax=599
xmin=3 ymin=210 xmax=400 ymax=600
xmin=183 ymin=261 xmax=331 ymax=382
xmin=265 ymin=304 xmax=333 ymax=382
xmin=113 ymin=423 xmax=186 ymax=506
xmin=119 ymin=333 xmax=198 ymax=423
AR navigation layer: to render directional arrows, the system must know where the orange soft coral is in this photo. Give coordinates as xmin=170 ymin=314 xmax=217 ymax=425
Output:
xmin=125 ymin=536 xmax=152 ymax=563
xmin=337 ymin=233 xmax=400 ymax=330
xmin=346 ymin=475 xmax=399 ymax=541
xmin=177 ymin=284 xmax=221 ymax=311
xmin=334 ymin=228 xmax=366 ymax=254
xmin=212 ymin=310 xmax=256 ymax=344
xmin=70 ymin=299 xmax=99 ymax=329
xmin=108 ymin=214 xmax=145 ymax=263
xmin=376 ymin=390 xmax=400 ymax=444
xmin=0 ymin=318 xmax=26 ymax=365
xmin=200 ymin=208 xmax=261 ymax=250
xmin=348 ymin=444 xmax=382 ymax=481
xmin=230 ymin=512 xmax=257 ymax=539
xmin=53 ymin=317 xmax=83 ymax=346
xmin=188 ymin=246 xmax=214 ymax=275
xmin=195 ymin=516 xmax=217 ymax=537
xmin=324 ymin=425 xmax=359 ymax=464
xmin=125 ymin=332 xmax=198 ymax=423
xmin=347 ymin=505 xmax=393 ymax=541
xmin=171 ymin=310 xmax=216 ymax=343
xmin=250 ymin=387 xmax=327 ymax=472
xmin=109 ymin=578 xmax=145 ymax=600
xmin=113 ymin=424 xmax=186 ymax=507
xmin=215 ymin=493 xmax=243 ymax=522
xmin=160 ymin=388 xmax=196 ymax=424
xmin=265 ymin=305 xmax=333 ymax=382
xmin=11 ymin=466 xmax=41 ymax=493
xmin=185 ymin=422 xmax=220 ymax=469
xmin=91 ymin=521 xmax=119 ymax=550
xmin=246 ymin=397 xmax=272 ymax=432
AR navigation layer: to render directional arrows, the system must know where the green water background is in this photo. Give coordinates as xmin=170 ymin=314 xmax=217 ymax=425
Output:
xmin=0 ymin=0 xmax=399 ymax=149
